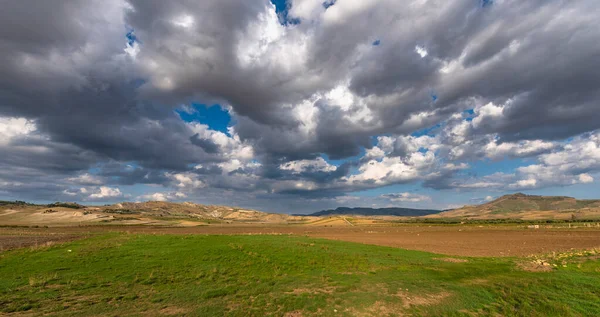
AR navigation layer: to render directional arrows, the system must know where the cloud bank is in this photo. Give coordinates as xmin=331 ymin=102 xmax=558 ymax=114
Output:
xmin=1 ymin=0 xmax=599 ymax=213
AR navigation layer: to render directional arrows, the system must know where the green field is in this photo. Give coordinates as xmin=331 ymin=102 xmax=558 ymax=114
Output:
xmin=1 ymin=233 xmax=599 ymax=316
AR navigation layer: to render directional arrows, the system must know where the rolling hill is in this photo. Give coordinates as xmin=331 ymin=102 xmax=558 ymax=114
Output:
xmin=3 ymin=193 xmax=600 ymax=227
xmin=430 ymin=193 xmax=600 ymax=220
xmin=0 ymin=200 xmax=313 ymax=226
xmin=306 ymin=206 xmax=442 ymax=217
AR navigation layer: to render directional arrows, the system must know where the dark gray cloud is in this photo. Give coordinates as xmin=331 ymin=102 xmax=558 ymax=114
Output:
xmin=0 ymin=0 xmax=598 ymax=212
xmin=190 ymin=134 xmax=220 ymax=154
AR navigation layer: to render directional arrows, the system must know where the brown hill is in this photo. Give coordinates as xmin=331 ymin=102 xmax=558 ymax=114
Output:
xmin=0 ymin=200 xmax=315 ymax=226
xmin=101 ymin=201 xmax=315 ymax=223
xmin=431 ymin=193 xmax=600 ymax=220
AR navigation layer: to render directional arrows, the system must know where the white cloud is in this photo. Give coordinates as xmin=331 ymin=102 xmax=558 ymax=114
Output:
xmin=280 ymin=157 xmax=337 ymax=173
xmin=88 ymin=186 xmax=123 ymax=199
xmin=124 ymin=41 xmax=139 ymax=58
xmin=166 ymin=172 xmax=205 ymax=189
xmin=137 ymin=191 xmax=187 ymax=202
xmin=139 ymin=192 xmax=168 ymax=202
xmin=0 ymin=117 xmax=36 ymax=144
xmin=382 ymin=192 xmax=431 ymax=202
xmin=511 ymin=131 xmax=600 ymax=188
xmin=484 ymin=139 xmax=556 ymax=160
xmin=510 ymin=178 xmax=537 ymax=189
xmin=322 ymin=1 xmax=377 ymax=25
xmin=579 ymin=173 xmax=594 ymax=184
xmin=345 ymin=151 xmax=436 ymax=186
xmin=236 ymin=5 xmax=286 ymax=68
xmin=62 ymin=189 xmax=77 ymax=196
xmin=67 ymin=173 xmax=103 ymax=185
xmin=472 ymin=102 xmax=505 ymax=129
xmin=186 ymin=122 xmax=255 ymax=161
xmin=0 ymin=0 xmax=598 ymax=214
xmin=415 ymin=45 xmax=428 ymax=58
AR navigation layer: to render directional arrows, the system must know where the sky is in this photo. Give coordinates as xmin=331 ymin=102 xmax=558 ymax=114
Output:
xmin=0 ymin=0 xmax=599 ymax=214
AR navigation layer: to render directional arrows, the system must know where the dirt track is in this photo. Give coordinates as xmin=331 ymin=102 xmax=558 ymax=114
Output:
xmin=1 ymin=225 xmax=600 ymax=257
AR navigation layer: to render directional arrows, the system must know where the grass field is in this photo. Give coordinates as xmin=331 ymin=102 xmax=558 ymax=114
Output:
xmin=1 ymin=233 xmax=600 ymax=316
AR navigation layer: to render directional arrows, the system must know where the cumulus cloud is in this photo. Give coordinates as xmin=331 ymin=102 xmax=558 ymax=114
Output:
xmin=0 ymin=0 xmax=598 ymax=212
xmin=0 ymin=117 xmax=36 ymax=144
xmin=280 ymin=157 xmax=337 ymax=174
xmin=67 ymin=173 xmax=105 ymax=186
xmin=166 ymin=172 xmax=205 ymax=190
xmin=438 ymin=131 xmax=600 ymax=191
xmin=138 ymin=191 xmax=186 ymax=202
xmin=381 ymin=193 xmax=431 ymax=203
xmin=88 ymin=186 xmax=124 ymax=200
xmin=509 ymin=132 xmax=600 ymax=188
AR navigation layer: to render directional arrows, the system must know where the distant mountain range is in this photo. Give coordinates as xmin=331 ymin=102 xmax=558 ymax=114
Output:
xmin=304 ymin=206 xmax=442 ymax=217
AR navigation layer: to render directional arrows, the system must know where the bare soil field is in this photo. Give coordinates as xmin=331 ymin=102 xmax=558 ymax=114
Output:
xmin=0 ymin=233 xmax=82 ymax=252
xmin=2 ymin=224 xmax=600 ymax=257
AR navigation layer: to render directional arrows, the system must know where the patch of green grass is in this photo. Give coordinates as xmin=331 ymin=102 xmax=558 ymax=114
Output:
xmin=1 ymin=233 xmax=599 ymax=316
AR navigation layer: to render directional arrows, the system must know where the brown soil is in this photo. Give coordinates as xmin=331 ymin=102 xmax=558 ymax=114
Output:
xmin=158 ymin=307 xmax=191 ymax=315
xmin=0 ymin=234 xmax=81 ymax=252
xmin=306 ymin=226 xmax=600 ymax=257
xmin=397 ymin=290 xmax=451 ymax=308
xmin=517 ymin=260 xmax=554 ymax=272
xmin=1 ymin=224 xmax=600 ymax=257
xmin=287 ymin=286 xmax=336 ymax=295
xmin=433 ymin=257 xmax=469 ymax=263
xmin=355 ymin=290 xmax=450 ymax=317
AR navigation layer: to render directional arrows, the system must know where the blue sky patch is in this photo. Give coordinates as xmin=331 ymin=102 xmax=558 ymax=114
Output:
xmin=323 ymin=0 xmax=336 ymax=9
xmin=469 ymin=158 xmax=527 ymax=176
xmin=177 ymin=104 xmax=232 ymax=134
xmin=411 ymin=123 xmax=442 ymax=137
xmin=463 ymin=108 xmax=475 ymax=121
xmin=126 ymin=30 xmax=137 ymax=46
xmin=271 ymin=0 xmax=300 ymax=25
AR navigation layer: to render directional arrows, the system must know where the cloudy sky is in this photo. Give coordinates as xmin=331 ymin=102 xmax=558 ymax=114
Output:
xmin=1 ymin=0 xmax=599 ymax=213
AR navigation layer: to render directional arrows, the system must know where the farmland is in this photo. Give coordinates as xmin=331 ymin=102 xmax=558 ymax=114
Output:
xmin=1 ymin=224 xmax=600 ymax=316
xmin=3 ymin=223 xmax=600 ymax=257
xmin=2 ymin=195 xmax=600 ymax=316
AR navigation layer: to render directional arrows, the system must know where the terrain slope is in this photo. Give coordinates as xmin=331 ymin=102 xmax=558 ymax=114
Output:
xmin=431 ymin=193 xmax=600 ymax=220
xmin=0 ymin=200 xmax=314 ymax=226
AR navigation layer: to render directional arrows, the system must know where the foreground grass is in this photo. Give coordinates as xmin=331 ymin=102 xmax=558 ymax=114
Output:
xmin=1 ymin=233 xmax=599 ymax=316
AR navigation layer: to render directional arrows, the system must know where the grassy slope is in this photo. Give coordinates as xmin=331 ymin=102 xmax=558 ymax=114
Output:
xmin=0 ymin=234 xmax=599 ymax=316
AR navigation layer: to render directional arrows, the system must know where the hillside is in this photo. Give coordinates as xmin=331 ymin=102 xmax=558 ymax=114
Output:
xmin=102 ymin=201 xmax=314 ymax=222
xmin=4 ymin=193 xmax=600 ymax=226
xmin=431 ymin=193 xmax=600 ymax=220
xmin=306 ymin=206 xmax=441 ymax=217
xmin=0 ymin=200 xmax=313 ymax=226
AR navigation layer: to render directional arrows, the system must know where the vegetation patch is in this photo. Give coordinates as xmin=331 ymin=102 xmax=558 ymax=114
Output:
xmin=0 ymin=200 xmax=35 ymax=207
xmin=102 ymin=209 xmax=140 ymax=215
xmin=1 ymin=234 xmax=599 ymax=316
xmin=46 ymin=202 xmax=84 ymax=209
xmin=433 ymin=257 xmax=468 ymax=263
